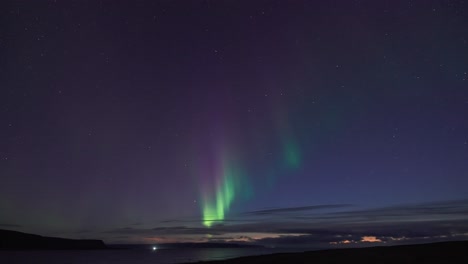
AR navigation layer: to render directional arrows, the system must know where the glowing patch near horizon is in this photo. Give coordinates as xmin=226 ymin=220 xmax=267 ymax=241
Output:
xmin=330 ymin=239 xmax=355 ymax=245
xmin=330 ymin=236 xmax=383 ymax=245
xmin=152 ymin=246 xmax=157 ymax=251
xmin=361 ymin=236 xmax=382 ymax=242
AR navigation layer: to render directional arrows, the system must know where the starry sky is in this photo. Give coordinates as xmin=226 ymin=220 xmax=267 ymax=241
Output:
xmin=1 ymin=0 xmax=468 ymax=247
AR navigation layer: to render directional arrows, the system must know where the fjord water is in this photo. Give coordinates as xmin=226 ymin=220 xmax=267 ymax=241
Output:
xmin=0 ymin=247 xmax=302 ymax=264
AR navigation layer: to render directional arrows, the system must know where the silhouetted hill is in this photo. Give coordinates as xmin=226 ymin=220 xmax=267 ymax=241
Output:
xmin=185 ymin=241 xmax=468 ymax=264
xmin=0 ymin=229 xmax=107 ymax=250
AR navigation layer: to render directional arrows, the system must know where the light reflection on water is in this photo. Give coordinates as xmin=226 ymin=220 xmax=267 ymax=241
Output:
xmin=0 ymin=247 xmax=304 ymax=264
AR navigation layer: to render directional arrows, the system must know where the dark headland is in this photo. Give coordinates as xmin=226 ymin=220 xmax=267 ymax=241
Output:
xmin=0 ymin=229 xmax=107 ymax=250
xmin=184 ymin=241 xmax=468 ymax=264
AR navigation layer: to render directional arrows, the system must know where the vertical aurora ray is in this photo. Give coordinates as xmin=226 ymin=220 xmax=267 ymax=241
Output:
xmin=273 ymin=99 xmax=302 ymax=170
xmin=283 ymin=138 xmax=301 ymax=169
xmin=200 ymin=152 xmax=250 ymax=227
xmin=198 ymin=88 xmax=301 ymax=228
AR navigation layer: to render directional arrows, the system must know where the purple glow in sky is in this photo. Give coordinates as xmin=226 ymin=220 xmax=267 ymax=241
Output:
xmin=1 ymin=0 xmax=468 ymax=247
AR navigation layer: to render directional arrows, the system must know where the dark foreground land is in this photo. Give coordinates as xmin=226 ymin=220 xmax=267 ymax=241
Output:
xmin=0 ymin=229 xmax=107 ymax=250
xmin=186 ymin=241 xmax=468 ymax=264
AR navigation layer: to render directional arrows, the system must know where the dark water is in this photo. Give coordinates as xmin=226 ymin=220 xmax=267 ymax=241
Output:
xmin=0 ymin=248 xmax=303 ymax=264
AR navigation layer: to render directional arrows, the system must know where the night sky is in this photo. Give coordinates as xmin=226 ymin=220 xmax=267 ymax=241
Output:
xmin=1 ymin=1 xmax=468 ymax=247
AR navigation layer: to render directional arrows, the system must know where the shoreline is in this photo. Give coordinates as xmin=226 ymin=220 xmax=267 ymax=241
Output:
xmin=182 ymin=240 xmax=468 ymax=264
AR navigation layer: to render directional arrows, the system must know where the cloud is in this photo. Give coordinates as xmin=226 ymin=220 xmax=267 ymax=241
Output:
xmin=159 ymin=219 xmax=254 ymax=224
xmin=361 ymin=236 xmax=382 ymax=243
xmin=329 ymin=199 xmax=468 ymax=220
xmin=102 ymin=200 xmax=468 ymax=247
xmin=105 ymin=226 xmax=226 ymax=236
xmin=0 ymin=223 xmax=22 ymax=228
xmin=244 ymin=204 xmax=353 ymax=215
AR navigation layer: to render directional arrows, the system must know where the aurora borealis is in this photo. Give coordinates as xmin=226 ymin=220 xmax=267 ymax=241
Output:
xmin=199 ymin=130 xmax=300 ymax=227
xmin=199 ymin=96 xmax=301 ymax=227
xmin=2 ymin=0 xmax=468 ymax=248
xmin=200 ymin=152 xmax=248 ymax=227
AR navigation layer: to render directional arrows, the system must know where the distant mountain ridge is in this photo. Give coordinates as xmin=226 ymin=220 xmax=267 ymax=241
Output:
xmin=0 ymin=229 xmax=107 ymax=250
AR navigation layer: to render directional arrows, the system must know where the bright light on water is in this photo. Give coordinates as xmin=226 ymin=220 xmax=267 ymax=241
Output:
xmin=152 ymin=246 xmax=157 ymax=251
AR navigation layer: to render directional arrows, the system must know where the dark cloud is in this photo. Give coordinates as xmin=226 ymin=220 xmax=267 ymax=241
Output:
xmin=246 ymin=216 xmax=468 ymax=248
xmin=71 ymin=229 xmax=95 ymax=234
xmin=105 ymin=226 xmax=225 ymax=236
xmin=102 ymin=200 xmax=468 ymax=247
xmin=0 ymin=223 xmax=22 ymax=228
xmin=159 ymin=219 xmax=254 ymax=224
xmin=244 ymin=204 xmax=353 ymax=215
xmin=323 ymin=199 xmax=468 ymax=223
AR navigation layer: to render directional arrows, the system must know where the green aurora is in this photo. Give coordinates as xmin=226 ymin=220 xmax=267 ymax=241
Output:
xmin=201 ymin=157 xmax=248 ymax=227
